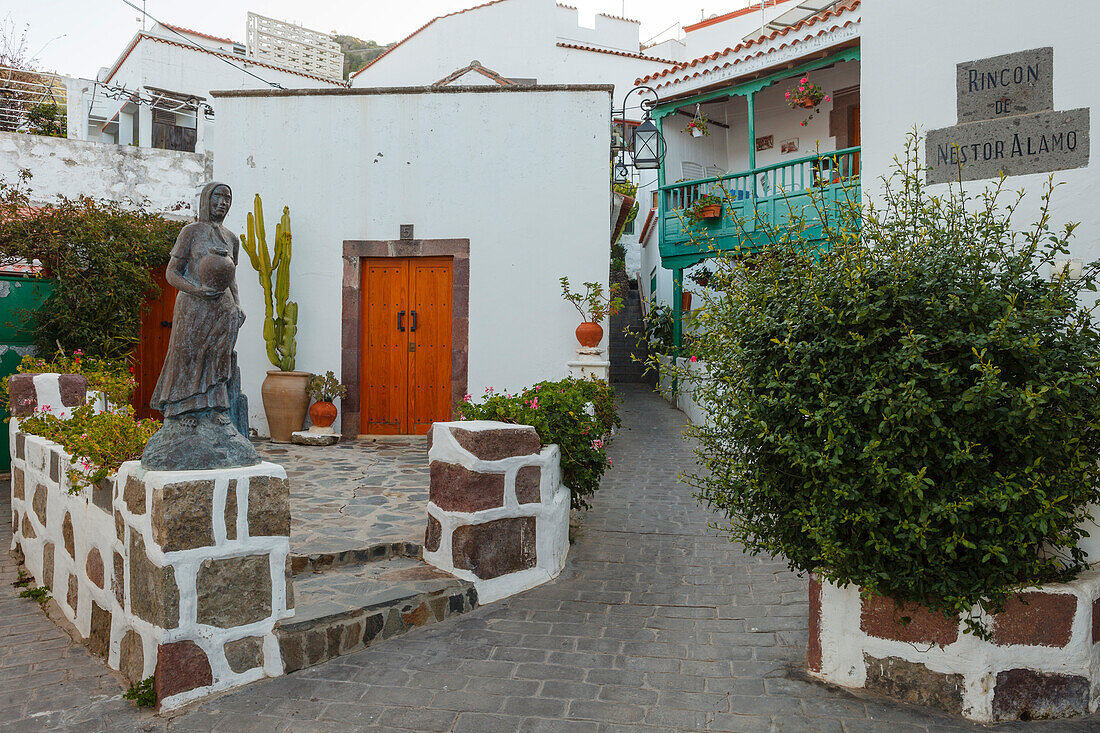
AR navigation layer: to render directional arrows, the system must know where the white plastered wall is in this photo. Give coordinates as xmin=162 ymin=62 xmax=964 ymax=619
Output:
xmin=209 ymin=86 xmax=611 ymax=437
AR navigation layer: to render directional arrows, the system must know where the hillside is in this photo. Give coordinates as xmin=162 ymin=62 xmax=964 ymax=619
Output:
xmin=335 ymin=34 xmax=389 ymax=79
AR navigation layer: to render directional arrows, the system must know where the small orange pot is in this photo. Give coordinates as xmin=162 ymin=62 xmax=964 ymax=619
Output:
xmin=695 ymin=204 xmax=721 ymax=220
xmin=681 ymin=292 xmax=693 ymax=312
xmin=575 ymin=321 xmax=603 ymax=347
xmin=309 ymin=400 xmax=338 ymax=428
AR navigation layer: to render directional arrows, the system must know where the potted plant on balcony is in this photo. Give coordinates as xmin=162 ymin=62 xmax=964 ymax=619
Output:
xmin=306 ymin=370 xmax=346 ymax=432
xmin=685 ymin=194 xmax=723 ymax=223
xmin=785 ymin=76 xmax=831 ymax=126
xmin=683 ymin=115 xmax=709 ymax=138
xmin=560 ymin=276 xmax=624 ymax=348
xmin=240 ymin=194 xmax=310 ymax=443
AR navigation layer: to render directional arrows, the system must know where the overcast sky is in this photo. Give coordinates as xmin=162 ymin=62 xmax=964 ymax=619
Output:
xmin=8 ymin=0 xmax=752 ymax=79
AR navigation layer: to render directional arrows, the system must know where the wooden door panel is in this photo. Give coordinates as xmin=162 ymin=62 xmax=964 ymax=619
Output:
xmin=408 ymin=258 xmax=453 ymax=435
xmin=362 ymin=259 xmax=409 ymax=434
xmin=133 ymin=267 xmax=177 ymax=419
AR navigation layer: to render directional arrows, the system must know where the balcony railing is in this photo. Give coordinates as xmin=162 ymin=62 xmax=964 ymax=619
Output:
xmin=658 ymin=146 xmax=861 ymax=270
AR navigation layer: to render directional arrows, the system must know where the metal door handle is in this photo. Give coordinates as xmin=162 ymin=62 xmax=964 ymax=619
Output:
xmin=410 ymin=310 xmax=417 ymax=332
xmin=397 ymin=310 xmax=405 ymax=332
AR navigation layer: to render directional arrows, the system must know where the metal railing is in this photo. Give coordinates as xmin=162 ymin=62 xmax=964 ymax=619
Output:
xmin=0 ymin=64 xmax=67 ymax=134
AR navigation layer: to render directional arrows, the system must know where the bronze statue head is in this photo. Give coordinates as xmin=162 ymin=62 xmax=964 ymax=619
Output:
xmin=198 ymin=182 xmax=232 ymax=224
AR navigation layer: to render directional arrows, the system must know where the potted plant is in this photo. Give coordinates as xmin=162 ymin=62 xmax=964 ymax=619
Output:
xmin=306 ymin=371 xmax=346 ymax=432
xmin=683 ymin=115 xmax=709 ymax=137
xmin=687 ymin=266 xmax=713 ymax=289
xmin=785 ymin=76 xmax=831 ymax=126
xmin=685 ymin=194 xmax=723 ymax=223
xmin=560 ymin=276 xmax=624 ymax=347
xmin=240 ymin=194 xmax=310 ymax=443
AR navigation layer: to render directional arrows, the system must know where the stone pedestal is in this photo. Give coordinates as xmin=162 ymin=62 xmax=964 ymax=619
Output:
xmin=810 ymin=573 xmax=1100 ymax=722
xmin=291 ymin=430 xmax=339 ymax=446
xmin=8 ymin=373 xmax=294 ymax=712
xmin=568 ymin=347 xmax=610 ymax=381
xmin=423 ymin=421 xmax=569 ymax=604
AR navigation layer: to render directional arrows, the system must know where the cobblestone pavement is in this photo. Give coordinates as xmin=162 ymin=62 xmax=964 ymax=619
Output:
xmin=7 ymin=386 xmax=1100 ymax=731
xmin=257 ymin=439 xmax=429 ymax=557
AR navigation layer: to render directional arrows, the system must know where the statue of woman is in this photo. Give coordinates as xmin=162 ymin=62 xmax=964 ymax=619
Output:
xmin=142 ymin=182 xmax=259 ymax=470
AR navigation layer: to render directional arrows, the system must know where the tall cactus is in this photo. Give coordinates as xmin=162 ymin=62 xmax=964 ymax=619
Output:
xmin=240 ymin=194 xmax=298 ymax=371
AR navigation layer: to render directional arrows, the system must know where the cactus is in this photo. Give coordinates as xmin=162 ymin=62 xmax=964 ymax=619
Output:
xmin=240 ymin=194 xmax=298 ymax=371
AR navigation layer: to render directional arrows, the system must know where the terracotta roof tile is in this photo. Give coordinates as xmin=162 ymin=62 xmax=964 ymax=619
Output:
xmin=556 ymin=43 xmax=676 ymax=66
xmin=636 ymin=0 xmax=859 ymax=87
xmin=160 ymin=23 xmax=237 ymax=46
xmin=596 ymin=12 xmax=641 ymax=24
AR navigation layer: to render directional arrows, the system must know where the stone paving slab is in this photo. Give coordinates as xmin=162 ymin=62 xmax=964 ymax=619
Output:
xmin=290 ymin=556 xmax=468 ymax=625
xmin=256 ymin=439 xmax=429 ymax=558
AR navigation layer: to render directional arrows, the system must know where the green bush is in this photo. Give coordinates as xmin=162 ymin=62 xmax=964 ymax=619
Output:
xmin=19 ymin=402 xmax=160 ymax=493
xmin=2 ymin=349 xmax=136 ymax=409
xmin=459 ymin=377 xmax=620 ymax=510
xmin=0 ymin=170 xmax=181 ymax=359
xmin=670 ymin=133 xmax=1100 ymax=636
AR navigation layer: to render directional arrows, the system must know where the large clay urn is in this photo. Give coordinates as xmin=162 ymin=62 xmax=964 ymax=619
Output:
xmin=261 ymin=370 xmax=311 ymax=442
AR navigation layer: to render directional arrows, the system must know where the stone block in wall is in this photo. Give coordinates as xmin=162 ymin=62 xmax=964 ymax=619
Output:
xmin=154 ymin=640 xmax=213 ymax=702
xmin=515 ymin=466 xmax=541 ymax=504
xmin=451 ymin=425 xmax=541 ymax=460
xmin=452 ymin=517 xmax=537 ymax=579
xmin=86 ymin=549 xmax=104 ymax=588
xmin=42 ymin=540 xmax=54 ymax=589
xmin=429 ymin=461 xmax=505 ymax=512
xmin=62 ymin=512 xmax=75 ymax=559
xmin=8 ymin=373 xmax=88 ymax=417
xmin=992 ymin=592 xmax=1075 ymax=647
xmin=247 ymin=475 xmax=290 ymax=537
xmin=119 ymin=630 xmax=145 ymax=686
xmin=32 ymin=482 xmax=47 ymax=527
xmin=20 ymin=514 xmax=35 ymax=539
xmin=860 ymin=593 xmax=959 ymax=646
xmin=129 ymin=534 xmax=179 ymax=629
xmin=123 ymin=475 xmax=146 ymax=515
xmin=224 ymin=636 xmax=264 ymax=674
xmin=425 ymin=515 xmax=441 ymax=552
xmin=224 ymin=479 xmax=237 ymax=540
xmin=992 ymin=668 xmax=1089 ymax=721
xmin=88 ymin=601 xmax=111 ymax=657
xmin=807 ymin=577 xmax=822 ymax=673
xmin=864 ymin=654 xmax=964 ymax=715
xmin=151 ymin=479 xmax=215 ymax=551
xmin=12 ymin=466 xmax=24 ymax=500
xmin=196 ymin=555 xmax=272 ymax=628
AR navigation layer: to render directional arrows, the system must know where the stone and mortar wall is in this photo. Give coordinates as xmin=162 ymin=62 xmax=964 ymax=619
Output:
xmin=8 ymin=373 xmax=293 ymax=711
xmin=423 ymin=421 xmax=569 ymax=604
xmin=0 ymin=131 xmax=212 ymax=219
xmin=809 ymin=573 xmax=1100 ymax=722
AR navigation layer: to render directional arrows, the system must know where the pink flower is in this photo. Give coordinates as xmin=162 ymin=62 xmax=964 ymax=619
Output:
xmin=690 ymin=356 xmax=698 ymax=363
xmin=534 ymin=385 xmax=541 ymax=391
xmin=530 ymin=398 xmax=539 ymax=410
xmin=801 ymin=121 xmax=807 ymax=126
xmin=800 ymin=77 xmax=807 ymax=83
xmin=784 ymin=91 xmax=791 ymax=99
xmin=591 ymin=439 xmax=604 ymax=450
xmin=463 ymin=393 xmax=472 ymax=402
xmin=607 ymin=457 xmax=613 ymax=467
xmin=824 ymin=95 xmax=831 ymax=102
xmin=799 ymin=86 xmax=805 ymax=92
xmin=484 ymin=386 xmax=494 ymax=393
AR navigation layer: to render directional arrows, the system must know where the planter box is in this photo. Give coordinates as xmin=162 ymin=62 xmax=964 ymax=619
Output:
xmin=810 ymin=574 xmax=1100 ymax=722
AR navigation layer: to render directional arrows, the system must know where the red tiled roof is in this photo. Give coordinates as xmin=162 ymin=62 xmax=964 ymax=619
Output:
xmin=636 ymin=0 xmax=860 ymax=87
xmin=683 ymin=0 xmax=800 ymax=33
xmin=556 ymin=43 xmax=676 ymax=66
xmin=159 ymin=23 xmax=236 ymax=46
xmin=103 ymin=33 xmax=343 ymax=86
xmin=638 ymin=208 xmax=656 ymax=247
xmin=351 ymin=0 xmax=512 ymax=79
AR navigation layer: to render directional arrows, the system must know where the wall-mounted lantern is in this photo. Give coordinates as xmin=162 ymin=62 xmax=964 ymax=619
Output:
xmin=610 ymin=85 xmax=665 ymax=181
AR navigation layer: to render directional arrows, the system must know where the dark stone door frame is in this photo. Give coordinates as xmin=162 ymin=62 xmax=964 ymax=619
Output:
xmin=341 ymin=239 xmax=470 ymax=438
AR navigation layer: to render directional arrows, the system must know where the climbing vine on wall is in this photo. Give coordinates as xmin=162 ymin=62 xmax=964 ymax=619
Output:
xmin=0 ymin=170 xmax=183 ymax=359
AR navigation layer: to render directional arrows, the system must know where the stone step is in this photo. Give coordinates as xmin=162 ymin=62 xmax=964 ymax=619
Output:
xmin=277 ymin=555 xmax=476 ymax=673
xmin=289 ymin=540 xmax=422 ymax=576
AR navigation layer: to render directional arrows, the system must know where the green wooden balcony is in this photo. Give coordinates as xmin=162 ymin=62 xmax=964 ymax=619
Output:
xmin=658 ymin=147 xmax=861 ymax=271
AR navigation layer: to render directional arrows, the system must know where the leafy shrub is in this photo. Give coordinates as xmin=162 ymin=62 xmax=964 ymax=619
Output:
xmin=124 ymin=677 xmax=156 ymax=707
xmin=2 ymin=349 xmax=136 ymax=410
xmin=19 ymin=586 xmax=51 ymax=605
xmin=19 ymin=402 xmax=160 ymax=493
xmin=459 ymin=378 xmax=620 ymax=510
xmin=0 ymin=170 xmax=182 ymax=359
xmin=669 ymin=133 xmax=1100 ymax=636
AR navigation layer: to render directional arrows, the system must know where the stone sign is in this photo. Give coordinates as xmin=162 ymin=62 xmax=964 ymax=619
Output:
xmin=957 ymin=47 xmax=1053 ymax=123
xmin=926 ymin=47 xmax=1090 ymax=184
xmin=926 ymin=108 xmax=1090 ymax=184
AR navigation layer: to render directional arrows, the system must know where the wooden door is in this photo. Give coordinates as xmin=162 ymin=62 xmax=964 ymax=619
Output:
xmin=361 ymin=257 xmax=452 ymax=435
xmin=132 ymin=267 xmax=177 ymax=419
xmin=408 ymin=258 xmax=453 ymax=434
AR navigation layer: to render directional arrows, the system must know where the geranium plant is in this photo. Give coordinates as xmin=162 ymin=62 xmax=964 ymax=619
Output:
xmin=459 ymin=377 xmax=620 ymax=510
xmin=785 ymin=76 xmax=831 ymax=126
xmin=683 ymin=194 xmax=723 ymax=224
xmin=559 ymin=277 xmax=623 ymax=323
xmin=18 ymin=402 xmax=160 ymax=493
xmin=2 ymin=349 xmax=136 ymax=411
xmin=683 ymin=115 xmax=709 ymax=137
xmin=307 ymin=371 xmax=346 ymax=403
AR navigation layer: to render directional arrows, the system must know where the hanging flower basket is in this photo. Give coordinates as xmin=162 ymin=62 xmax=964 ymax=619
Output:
xmin=684 ymin=194 xmax=723 ymax=223
xmin=684 ymin=117 xmax=709 ymax=137
xmin=785 ymin=76 xmax=831 ymax=127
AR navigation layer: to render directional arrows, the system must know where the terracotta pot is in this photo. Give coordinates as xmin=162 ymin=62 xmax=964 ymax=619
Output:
xmin=681 ymin=291 xmax=693 ymax=312
xmin=696 ymin=204 xmax=721 ymax=220
xmin=261 ymin=370 xmax=311 ymax=443
xmin=575 ymin=321 xmax=603 ymax=348
xmin=309 ymin=400 xmax=338 ymax=429
xmin=798 ymin=98 xmax=818 ymax=109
